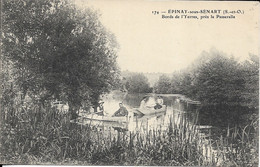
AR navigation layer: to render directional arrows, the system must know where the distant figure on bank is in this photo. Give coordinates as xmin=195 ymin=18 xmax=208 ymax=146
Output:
xmin=112 ymin=103 xmax=128 ymax=117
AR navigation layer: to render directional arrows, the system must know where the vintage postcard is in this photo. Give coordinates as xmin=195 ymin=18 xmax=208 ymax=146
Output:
xmin=1 ymin=0 xmax=259 ymax=166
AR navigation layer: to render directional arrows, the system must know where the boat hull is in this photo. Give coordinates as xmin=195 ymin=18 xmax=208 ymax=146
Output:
xmin=80 ymin=113 xmax=129 ymax=123
xmin=132 ymin=105 xmax=167 ymax=116
xmin=74 ymin=104 xmax=167 ymax=127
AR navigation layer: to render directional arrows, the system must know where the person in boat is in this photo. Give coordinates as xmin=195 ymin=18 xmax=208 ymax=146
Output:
xmin=96 ymin=100 xmax=105 ymax=116
xmin=140 ymin=96 xmax=150 ymax=109
xmin=154 ymin=96 xmax=163 ymax=109
xmin=88 ymin=105 xmax=95 ymax=113
xmin=112 ymin=103 xmax=128 ymax=117
xmin=140 ymin=97 xmax=147 ymax=109
xmin=146 ymin=97 xmax=157 ymax=108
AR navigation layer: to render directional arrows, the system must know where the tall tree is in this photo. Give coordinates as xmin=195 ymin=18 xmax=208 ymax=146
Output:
xmin=2 ymin=0 xmax=119 ymax=117
xmin=125 ymin=73 xmax=152 ymax=93
xmin=154 ymin=75 xmax=171 ymax=94
xmin=193 ymin=52 xmax=244 ymax=106
xmin=241 ymin=54 xmax=259 ymax=108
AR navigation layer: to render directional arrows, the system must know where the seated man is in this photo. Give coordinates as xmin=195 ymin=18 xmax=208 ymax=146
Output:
xmin=112 ymin=103 xmax=128 ymax=117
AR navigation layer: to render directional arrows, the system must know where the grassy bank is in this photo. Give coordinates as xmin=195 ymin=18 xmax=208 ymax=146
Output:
xmin=0 ymin=104 xmax=258 ymax=166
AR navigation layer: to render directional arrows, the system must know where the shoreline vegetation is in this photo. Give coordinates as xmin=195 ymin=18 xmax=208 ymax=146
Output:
xmin=1 ymin=104 xmax=258 ymax=166
xmin=1 ymin=0 xmax=258 ymax=166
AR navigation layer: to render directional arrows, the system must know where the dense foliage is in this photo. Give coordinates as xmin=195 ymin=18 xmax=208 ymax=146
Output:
xmin=2 ymin=0 xmax=120 ymax=117
xmin=154 ymin=50 xmax=258 ymax=127
xmin=153 ymin=75 xmax=172 ymax=94
xmin=154 ymin=49 xmax=259 ymax=108
xmin=121 ymin=72 xmax=152 ymax=93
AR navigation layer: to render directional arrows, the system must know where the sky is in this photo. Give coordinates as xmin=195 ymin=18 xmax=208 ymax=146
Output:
xmin=74 ymin=1 xmax=259 ymax=73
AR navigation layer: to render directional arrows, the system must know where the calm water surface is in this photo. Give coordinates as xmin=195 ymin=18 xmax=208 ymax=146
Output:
xmin=80 ymin=91 xmax=200 ymax=132
xmin=75 ymin=91 xmax=238 ymax=164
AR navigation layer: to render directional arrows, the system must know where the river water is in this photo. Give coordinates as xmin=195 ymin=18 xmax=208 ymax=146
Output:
xmin=78 ymin=91 xmax=201 ymax=133
xmin=75 ymin=91 xmax=250 ymax=165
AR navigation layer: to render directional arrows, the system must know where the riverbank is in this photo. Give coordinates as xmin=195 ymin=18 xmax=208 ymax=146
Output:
xmin=1 ymin=104 xmax=258 ymax=166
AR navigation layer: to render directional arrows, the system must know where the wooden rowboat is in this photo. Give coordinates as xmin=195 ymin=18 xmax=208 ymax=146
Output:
xmin=75 ymin=104 xmax=167 ymax=124
xmin=131 ymin=105 xmax=167 ymax=116
xmin=80 ymin=113 xmax=129 ymax=123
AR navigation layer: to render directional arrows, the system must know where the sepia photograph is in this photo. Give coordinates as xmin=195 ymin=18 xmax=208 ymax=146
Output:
xmin=0 ymin=0 xmax=259 ymax=166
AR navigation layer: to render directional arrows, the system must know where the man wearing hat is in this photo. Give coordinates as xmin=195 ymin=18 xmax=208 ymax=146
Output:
xmin=96 ymin=100 xmax=105 ymax=115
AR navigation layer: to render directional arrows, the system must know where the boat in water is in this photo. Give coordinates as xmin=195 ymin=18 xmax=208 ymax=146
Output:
xmin=130 ymin=94 xmax=167 ymax=116
xmin=131 ymin=105 xmax=167 ymax=116
xmin=76 ymin=104 xmax=166 ymax=125
xmin=79 ymin=112 xmax=130 ymax=123
xmin=71 ymin=94 xmax=167 ymax=130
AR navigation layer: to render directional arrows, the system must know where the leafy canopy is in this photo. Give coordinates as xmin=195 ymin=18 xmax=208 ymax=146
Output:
xmin=2 ymin=0 xmax=120 ymax=110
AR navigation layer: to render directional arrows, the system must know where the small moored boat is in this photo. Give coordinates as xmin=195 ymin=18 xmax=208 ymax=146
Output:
xmin=132 ymin=105 xmax=167 ymax=116
xmin=80 ymin=113 xmax=130 ymax=123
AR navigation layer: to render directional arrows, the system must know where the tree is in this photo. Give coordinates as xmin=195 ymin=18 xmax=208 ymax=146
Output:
xmin=125 ymin=73 xmax=152 ymax=93
xmin=170 ymin=71 xmax=193 ymax=95
xmin=153 ymin=71 xmax=194 ymax=96
xmin=154 ymin=75 xmax=171 ymax=94
xmin=2 ymin=0 xmax=119 ymax=118
xmin=241 ymin=54 xmax=259 ymax=108
xmin=193 ymin=52 xmax=244 ymax=106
